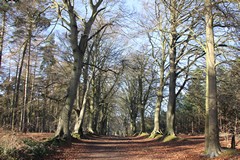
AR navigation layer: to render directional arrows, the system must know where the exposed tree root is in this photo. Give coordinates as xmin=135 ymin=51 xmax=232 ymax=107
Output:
xmin=162 ymin=134 xmax=177 ymax=142
xmin=206 ymin=147 xmax=222 ymax=158
xmin=149 ymin=130 xmax=163 ymax=139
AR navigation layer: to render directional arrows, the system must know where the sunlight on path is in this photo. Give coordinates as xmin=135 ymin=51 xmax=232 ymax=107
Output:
xmin=46 ymin=135 xmax=220 ymax=160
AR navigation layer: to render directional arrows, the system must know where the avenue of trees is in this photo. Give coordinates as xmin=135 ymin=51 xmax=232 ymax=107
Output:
xmin=0 ymin=0 xmax=239 ymax=158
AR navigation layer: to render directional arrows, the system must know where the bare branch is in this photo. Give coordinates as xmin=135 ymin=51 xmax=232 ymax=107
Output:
xmin=88 ymin=23 xmax=112 ymax=41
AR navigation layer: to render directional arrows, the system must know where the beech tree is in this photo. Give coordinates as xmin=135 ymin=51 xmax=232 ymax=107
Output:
xmin=53 ymin=0 xmax=106 ymax=140
xmin=204 ymin=0 xmax=221 ymax=157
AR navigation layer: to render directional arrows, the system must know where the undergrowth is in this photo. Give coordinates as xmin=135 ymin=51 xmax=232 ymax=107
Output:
xmin=0 ymin=134 xmax=55 ymax=160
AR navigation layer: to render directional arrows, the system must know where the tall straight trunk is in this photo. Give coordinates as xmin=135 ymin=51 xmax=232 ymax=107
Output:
xmin=21 ymin=50 xmax=30 ymax=132
xmin=130 ymin=115 xmax=137 ymax=135
xmin=151 ymin=37 xmax=166 ymax=136
xmin=99 ymin=107 xmax=108 ymax=135
xmin=165 ymin=0 xmax=177 ymax=136
xmin=14 ymin=41 xmax=28 ymax=109
xmin=152 ymin=87 xmax=164 ymax=135
xmin=139 ymin=105 xmax=145 ymax=133
xmin=0 ymin=10 xmax=6 ymax=68
xmin=11 ymin=60 xmax=19 ymax=130
xmin=87 ymin=70 xmax=96 ymax=134
xmin=204 ymin=0 xmax=221 ymax=157
xmin=87 ymin=95 xmax=94 ymax=133
xmin=138 ymin=75 xmax=145 ymax=133
xmin=42 ymin=79 xmax=49 ymax=132
xmin=28 ymin=55 xmax=37 ymax=131
xmin=93 ymin=76 xmax=101 ymax=132
xmin=21 ymin=25 xmax=32 ymax=132
xmin=14 ymin=41 xmax=28 ymax=131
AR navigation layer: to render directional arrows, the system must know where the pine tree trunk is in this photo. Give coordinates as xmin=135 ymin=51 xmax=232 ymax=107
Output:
xmin=204 ymin=0 xmax=221 ymax=157
xmin=22 ymin=25 xmax=32 ymax=132
xmin=15 ymin=41 xmax=28 ymax=131
xmin=0 ymin=10 xmax=6 ymax=68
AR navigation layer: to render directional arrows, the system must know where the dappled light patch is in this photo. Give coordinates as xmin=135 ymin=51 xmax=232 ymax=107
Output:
xmin=163 ymin=134 xmax=177 ymax=142
xmin=154 ymin=134 xmax=163 ymax=140
xmin=46 ymin=134 xmax=240 ymax=160
xmin=138 ymin=132 xmax=149 ymax=137
xmin=0 ymin=130 xmax=239 ymax=160
xmin=71 ymin=133 xmax=81 ymax=140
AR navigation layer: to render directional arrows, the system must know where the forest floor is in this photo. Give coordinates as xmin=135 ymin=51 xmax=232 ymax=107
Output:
xmin=0 ymin=128 xmax=240 ymax=160
xmin=46 ymin=134 xmax=240 ymax=160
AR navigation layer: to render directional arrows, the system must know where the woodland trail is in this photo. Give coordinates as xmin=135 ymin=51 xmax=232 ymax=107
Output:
xmin=45 ymin=134 xmax=240 ymax=160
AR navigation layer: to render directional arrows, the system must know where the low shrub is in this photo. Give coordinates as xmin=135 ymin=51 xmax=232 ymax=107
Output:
xmin=0 ymin=133 xmax=54 ymax=160
xmin=22 ymin=138 xmax=53 ymax=159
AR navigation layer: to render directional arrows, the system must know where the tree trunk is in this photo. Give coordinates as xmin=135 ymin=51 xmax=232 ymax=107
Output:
xmin=165 ymin=0 xmax=177 ymax=137
xmin=139 ymin=105 xmax=145 ymax=133
xmin=93 ymin=76 xmax=101 ymax=133
xmin=87 ymin=94 xmax=95 ymax=134
xmin=55 ymin=0 xmax=104 ymax=140
xmin=73 ymin=43 xmax=92 ymax=135
xmin=204 ymin=0 xmax=221 ymax=157
xmin=0 ymin=10 xmax=6 ymax=68
xmin=151 ymin=88 xmax=164 ymax=136
xmin=150 ymin=14 xmax=166 ymax=137
xmin=138 ymin=75 xmax=145 ymax=133
xmin=130 ymin=113 xmax=137 ymax=135
xmin=14 ymin=41 xmax=28 ymax=131
xmin=73 ymin=78 xmax=91 ymax=135
xmin=55 ymin=57 xmax=82 ymax=139
xmin=21 ymin=24 xmax=32 ymax=132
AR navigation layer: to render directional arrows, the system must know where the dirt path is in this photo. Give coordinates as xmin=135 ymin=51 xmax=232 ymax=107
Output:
xmin=1 ymin=129 xmax=239 ymax=160
xmin=45 ymin=135 xmax=240 ymax=160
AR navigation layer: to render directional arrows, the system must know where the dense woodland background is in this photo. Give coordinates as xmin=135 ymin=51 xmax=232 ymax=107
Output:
xmin=0 ymin=0 xmax=239 ymax=155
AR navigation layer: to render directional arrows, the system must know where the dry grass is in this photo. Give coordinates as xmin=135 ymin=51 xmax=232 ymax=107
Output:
xmin=0 ymin=130 xmax=25 ymax=153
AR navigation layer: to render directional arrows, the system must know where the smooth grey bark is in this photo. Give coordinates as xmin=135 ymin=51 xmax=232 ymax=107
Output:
xmin=73 ymin=77 xmax=91 ymax=134
xmin=138 ymin=75 xmax=145 ymax=133
xmin=93 ymin=76 xmax=101 ymax=133
xmin=130 ymin=114 xmax=137 ymax=135
xmin=73 ymin=39 xmax=94 ymax=135
xmin=165 ymin=0 xmax=177 ymax=137
xmin=55 ymin=0 xmax=104 ymax=139
xmin=204 ymin=0 xmax=221 ymax=157
xmin=87 ymin=95 xmax=94 ymax=133
xmin=147 ymin=12 xmax=167 ymax=136
xmin=152 ymin=82 xmax=164 ymax=136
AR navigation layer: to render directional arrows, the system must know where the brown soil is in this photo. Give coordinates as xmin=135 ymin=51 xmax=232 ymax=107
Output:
xmin=45 ymin=134 xmax=240 ymax=160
